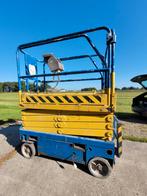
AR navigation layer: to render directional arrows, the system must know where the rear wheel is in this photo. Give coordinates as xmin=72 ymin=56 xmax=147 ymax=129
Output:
xmin=21 ymin=142 xmax=36 ymax=159
xmin=88 ymin=157 xmax=112 ymax=178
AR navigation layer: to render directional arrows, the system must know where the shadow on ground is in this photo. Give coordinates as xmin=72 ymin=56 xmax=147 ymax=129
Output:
xmin=0 ymin=125 xmax=20 ymax=149
xmin=116 ymin=112 xmax=147 ymax=124
xmin=0 ymin=119 xmax=17 ymax=125
xmin=0 ymin=125 xmax=91 ymax=176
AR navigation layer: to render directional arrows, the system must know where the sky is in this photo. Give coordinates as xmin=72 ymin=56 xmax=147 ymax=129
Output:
xmin=0 ymin=0 xmax=147 ymax=89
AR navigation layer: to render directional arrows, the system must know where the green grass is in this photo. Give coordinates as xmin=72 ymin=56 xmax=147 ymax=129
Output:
xmin=123 ymin=135 xmax=147 ymax=143
xmin=0 ymin=93 xmax=20 ymax=121
xmin=116 ymin=90 xmax=143 ymax=114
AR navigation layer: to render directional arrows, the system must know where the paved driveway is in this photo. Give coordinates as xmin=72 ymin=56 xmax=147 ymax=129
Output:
xmin=0 ymin=125 xmax=147 ymax=196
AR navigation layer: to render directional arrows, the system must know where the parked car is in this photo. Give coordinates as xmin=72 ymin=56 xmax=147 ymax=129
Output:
xmin=131 ymin=74 xmax=147 ymax=117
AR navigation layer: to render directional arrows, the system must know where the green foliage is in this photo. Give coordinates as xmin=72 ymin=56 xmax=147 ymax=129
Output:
xmin=81 ymin=87 xmax=97 ymax=91
xmin=121 ymin=86 xmax=140 ymax=90
xmin=0 ymin=82 xmax=18 ymax=92
xmin=0 ymin=81 xmax=51 ymax=92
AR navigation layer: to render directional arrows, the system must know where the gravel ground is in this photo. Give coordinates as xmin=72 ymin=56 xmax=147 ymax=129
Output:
xmin=120 ymin=116 xmax=147 ymax=138
xmin=0 ymin=125 xmax=147 ymax=196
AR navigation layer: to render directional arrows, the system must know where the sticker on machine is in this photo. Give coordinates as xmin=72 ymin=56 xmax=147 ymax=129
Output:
xmin=29 ymin=64 xmax=36 ymax=75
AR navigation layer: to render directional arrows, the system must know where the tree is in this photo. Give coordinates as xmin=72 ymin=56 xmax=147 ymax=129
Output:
xmin=121 ymin=86 xmax=140 ymax=90
xmin=81 ymin=87 xmax=97 ymax=91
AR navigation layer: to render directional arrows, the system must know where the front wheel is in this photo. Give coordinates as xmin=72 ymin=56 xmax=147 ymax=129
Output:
xmin=21 ymin=142 xmax=36 ymax=159
xmin=88 ymin=157 xmax=112 ymax=178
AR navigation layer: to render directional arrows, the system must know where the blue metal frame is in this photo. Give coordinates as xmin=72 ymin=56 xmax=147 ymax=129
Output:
xmin=20 ymin=129 xmax=115 ymax=164
xmin=16 ymin=26 xmax=116 ymax=92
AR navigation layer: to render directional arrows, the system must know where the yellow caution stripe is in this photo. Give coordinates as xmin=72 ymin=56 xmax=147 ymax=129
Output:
xmin=117 ymin=125 xmax=122 ymax=157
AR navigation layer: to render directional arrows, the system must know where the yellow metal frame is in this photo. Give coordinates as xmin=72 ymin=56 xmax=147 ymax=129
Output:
xmin=21 ymin=109 xmax=114 ymax=139
xmin=19 ymin=80 xmax=116 ymax=139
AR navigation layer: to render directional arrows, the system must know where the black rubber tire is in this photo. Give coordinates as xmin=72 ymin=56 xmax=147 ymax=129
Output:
xmin=88 ymin=157 xmax=112 ymax=178
xmin=21 ymin=142 xmax=36 ymax=159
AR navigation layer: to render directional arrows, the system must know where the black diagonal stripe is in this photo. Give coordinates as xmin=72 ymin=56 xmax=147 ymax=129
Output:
xmin=38 ymin=96 xmax=46 ymax=103
xmin=26 ymin=98 xmax=31 ymax=102
xmin=94 ymin=95 xmax=101 ymax=102
xmin=118 ymin=141 xmax=122 ymax=147
xmin=54 ymin=96 xmax=63 ymax=103
xmin=63 ymin=96 xmax=73 ymax=103
xmin=83 ymin=96 xmax=94 ymax=103
xmin=30 ymin=96 xmax=38 ymax=103
xmin=72 ymin=96 xmax=83 ymax=103
xmin=46 ymin=96 xmax=54 ymax=103
xmin=118 ymin=131 xmax=122 ymax=137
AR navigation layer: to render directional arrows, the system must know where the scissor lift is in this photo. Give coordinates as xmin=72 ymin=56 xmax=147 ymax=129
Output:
xmin=16 ymin=26 xmax=122 ymax=178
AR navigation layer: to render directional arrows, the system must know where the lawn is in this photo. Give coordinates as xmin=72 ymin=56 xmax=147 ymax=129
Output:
xmin=0 ymin=93 xmax=20 ymax=121
xmin=0 ymin=90 xmax=144 ymax=121
xmin=116 ymin=90 xmax=143 ymax=114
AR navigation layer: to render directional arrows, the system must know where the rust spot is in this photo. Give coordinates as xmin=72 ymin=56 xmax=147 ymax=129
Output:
xmin=0 ymin=150 xmax=16 ymax=167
